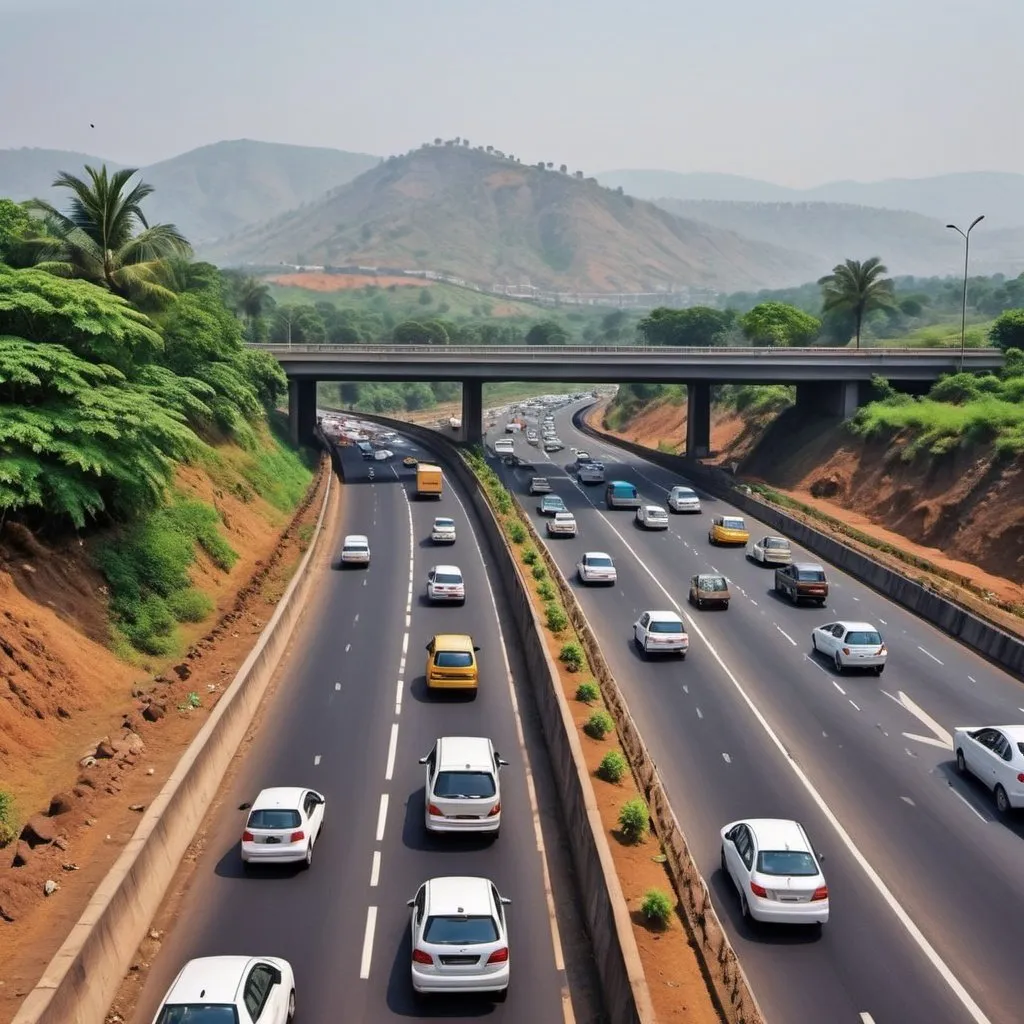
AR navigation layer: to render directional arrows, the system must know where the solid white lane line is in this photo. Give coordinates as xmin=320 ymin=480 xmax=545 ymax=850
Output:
xmin=354 ymin=613 xmax=359 ymax=623
xmin=385 ymin=723 xmax=399 ymax=781
xmin=359 ymin=906 xmax=377 ymax=979
xmin=313 ymin=754 xmax=321 ymax=766
xmin=375 ymin=794 xmax=389 ymax=842
xmin=370 ymin=850 xmax=381 ymax=886
xmin=860 ymin=1014 xmax=877 ymax=1024
xmin=949 ymin=786 xmax=989 ymax=823
xmin=879 ymin=618 xmax=887 ymax=625
xmin=918 ymin=646 xmax=944 ymax=665
xmin=775 ymin=624 xmax=798 ymax=646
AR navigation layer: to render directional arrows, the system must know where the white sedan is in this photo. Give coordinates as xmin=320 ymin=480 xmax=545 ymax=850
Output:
xmin=667 ymin=485 xmax=701 ymax=514
xmin=151 ymin=956 xmax=296 ymax=1024
xmin=954 ymin=724 xmax=1024 ymax=814
xmin=340 ymin=534 xmax=370 ymax=566
xmin=409 ymin=876 xmax=511 ymax=999
xmin=546 ymin=511 xmax=577 ymax=537
xmin=633 ymin=610 xmax=688 ymax=658
xmin=720 ymin=818 xmax=828 ymax=926
xmin=747 ymin=535 xmax=792 ymax=565
xmin=635 ymin=504 xmax=669 ymax=529
xmin=430 ymin=516 xmax=456 ymax=543
xmin=426 ymin=565 xmax=466 ymax=603
xmin=811 ymin=621 xmax=887 ymax=674
xmin=577 ymin=551 xmax=617 ymax=585
xmin=241 ymin=787 xmax=326 ymax=869
xmin=373 ymin=448 xmax=394 ymax=461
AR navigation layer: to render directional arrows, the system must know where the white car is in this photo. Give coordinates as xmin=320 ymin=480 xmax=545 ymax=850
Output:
xmin=240 ymin=787 xmax=326 ymax=869
xmin=151 ymin=956 xmax=296 ymax=1024
xmin=636 ymin=504 xmax=669 ymax=529
xmin=408 ymin=876 xmax=511 ymax=999
xmin=720 ymin=818 xmax=829 ymax=926
xmin=420 ymin=736 xmax=509 ymax=833
xmin=494 ymin=438 xmax=514 ymax=455
xmin=575 ymin=451 xmax=592 ymax=465
xmin=578 ymin=461 xmax=606 ymax=484
xmin=577 ymin=551 xmax=616 ymax=585
xmin=340 ymin=534 xmax=370 ymax=566
xmin=633 ymin=610 xmax=689 ymax=658
xmin=373 ymin=448 xmax=394 ymax=461
xmin=748 ymin=535 xmax=792 ymax=565
xmin=953 ymin=725 xmax=1024 ymax=814
xmin=529 ymin=476 xmax=552 ymax=495
xmin=811 ymin=621 xmax=887 ymax=674
xmin=543 ymin=439 xmax=564 ymax=452
xmin=667 ymin=485 xmax=701 ymax=513
xmin=426 ymin=565 xmax=466 ymax=603
xmin=546 ymin=511 xmax=577 ymax=537
xmin=431 ymin=516 xmax=457 ymax=543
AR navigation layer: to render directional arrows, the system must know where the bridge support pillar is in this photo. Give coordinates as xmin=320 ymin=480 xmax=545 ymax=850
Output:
xmin=288 ymin=378 xmax=318 ymax=447
xmin=796 ymin=380 xmax=863 ymax=420
xmin=685 ymin=382 xmax=711 ymax=458
xmin=461 ymin=380 xmax=484 ymax=446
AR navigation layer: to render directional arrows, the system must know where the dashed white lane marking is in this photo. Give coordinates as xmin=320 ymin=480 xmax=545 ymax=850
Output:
xmin=345 ymin=643 xmax=351 ymax=653
xmin=775 ymin=625 xmax=798 ymax=646
xmin=750 ymin=599 xmax=758 ymax=607
xmin=849 ymin=699 xmax=862 ymax=712
xmin=682 ymin=684 xmax=689 ymax=694
xmin=852 ymin=595 xmax=860 ymax=602
xmin=900 ymin=796 xmax=915 ymax=807
xmin=359 ymin=906 xmax=377 ymax=979
xmin=313 ymin=754 xmax=321 ymax=766
xmin=362 ymin=578 xmax=367 ymax=586
xmin=405 ymin=614 xmax=411 ymax=628
xmin=949 ymin=786 xmax=989 ymax=823
xmin=696 ymin=707 xmax=703 ymax=719
xmin=395 ymin=680 xmax=404 ymax=714
xmin=402 ymin=633 xmax=409 ymax=656
xmin=722 ymin=752 xmax=732 ymax=764
xmin=967 ymin=675 xmax=976 ymax=683
xmin=354 ymin=613 xmax=359 ymax=623
xmin=879 ymin=618 xmax=887 ymax=625
xmin=385 ymin=723 xmax=399 ymax=781
xmin=370 ymin=850 xmax=381 ymax=887
xmin=860 ymin=1013 xmax=877 ymax=1024
xmin=918 ymin=646 xmax=944 ymax=665
xmin=375 ymin=794 xmax=389 ymax=842
xmin=833 ymin=681 xmax=847 ymax=696
xmin=335 ymin=682 xmax=341 ymax=691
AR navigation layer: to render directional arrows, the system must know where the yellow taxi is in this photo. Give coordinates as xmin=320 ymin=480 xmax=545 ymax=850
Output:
xmin=709 ymin=514 xmax=750 ymax=546
xmin=425 ymin=634 xmax=480 ymax=696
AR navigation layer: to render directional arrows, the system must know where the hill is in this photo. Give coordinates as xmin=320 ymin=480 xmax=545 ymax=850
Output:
xmin=201 ymin=145 xmax=822 ymax=293
xmin=597 ymin=170 xmax=1024 ymax=228
xmin=653 ymin=199 xmax=1024 ymax=279
xmin=0 ymin=140 xmax=380 ymax=244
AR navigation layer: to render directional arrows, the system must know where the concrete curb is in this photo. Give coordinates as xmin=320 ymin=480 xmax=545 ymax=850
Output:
xmin=13 ymin=451 xmax=334 ymax=1024
xmin=353 ymin=413 xmax=654 ymax=1024
xmin=574 ymin=408 xmax=1024 ymax=680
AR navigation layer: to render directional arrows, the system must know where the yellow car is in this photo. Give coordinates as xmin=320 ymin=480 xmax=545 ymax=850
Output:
xmin=425 ymin=634 xmax=480 ymax=696
xmin=709 ymin=514 xmax=750 ymax=545
xmin=403 ymin=456 xmax=419 ymax=467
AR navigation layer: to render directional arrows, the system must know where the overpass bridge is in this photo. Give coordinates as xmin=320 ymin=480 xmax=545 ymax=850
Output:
xmin=250 ymin=343 xmax=1004 ymax=456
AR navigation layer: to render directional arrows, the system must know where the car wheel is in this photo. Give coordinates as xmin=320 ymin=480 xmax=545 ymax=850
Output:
xmin=739 ymin=888 xmax=750 ymax=919
xmin=494 ymin=987 xmax=508 ymax=1003
xmin=817 ymin=598 xmax=826 ymax=607
xmin=833 ymin=652 xmax=843 ymax=674
xmin=874 ymin=664 xmax=884 ymax=675
xmin=287 ymin=989 xmax=296 ymax=1021
xmin=812 ymin=635 xmax=817 ymax=650
xmin=303 ymin=841 xmax=313 ymax=869
xmin=722 ymin=602 xmax=729 ymax=610
xmin=696 ymin=597 xmax=703 ymax=609
xmin=955 ymin=749 xmax=967 ymax=773
xmin=773 ymin=579 xmax=780 ymax=592
xmin=995 ymin=785 xmax=1011 ymax=815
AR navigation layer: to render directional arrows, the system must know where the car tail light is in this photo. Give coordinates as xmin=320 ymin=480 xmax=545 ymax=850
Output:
xmin=811 ymin=885 xmax=829 ymax=901
xmin=412 ymin=949 xmax=433 ymax=965
xmin=428 ymin=804 xmax=443 ymax=816
xmin=486 ymin=947 xmax=509 ymax=964
xmin=487 ymin=803 xmax=501 ymax=816
xmin=242 ymin=831 xmax=253 ymax=842
xmin=750 ymin=881 xmax=767 ymax=898
xmin=877 ymin=644 xmax=887 ymax=655
xmin=290 ymin=830 xmax=305 ymax=843
xmin=1017 ymin=773 xmax=1024 ymax=784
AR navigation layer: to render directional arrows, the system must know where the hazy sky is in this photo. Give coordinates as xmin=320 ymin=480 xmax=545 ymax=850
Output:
xmin=1 ymin=0 xmax=1020 ymax=186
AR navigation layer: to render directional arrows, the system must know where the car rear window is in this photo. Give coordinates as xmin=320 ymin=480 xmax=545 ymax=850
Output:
xmin=674 ymin=488 xmax=696 ymax=497
xmin=722 ymin=517 xmax=745 ymax=530
xmin=247 ymin=808 xmax=301 ymax=830
xmin=650 ymin=621 xmax=684 ymax=634
xmin=435 ymin=651 xmax=474 ymax=668
xmin=797 ymin=569 xmax=826 ymax=581
xmin=588 ymin=556 xmax=613 ymax=567
xmin=765 ymin=538 xmax=790 ymax=549
xmin=700 ymin=577 xmax=727 ymax=591
xmin=757 ymin=850 xmax=819 ymax=876
xmin=155 ymin=1006 xmax=240 ymax=1024
xmin=434 ymin=519 xmax=454 ymax=528
xmin=846 ymin=631 xmax=882 ymax=646
xmin=434 ymin=573 xmax=463 ymax=585
xmin=343 ymin=542 xmax=367 ymax=551
xmin=424 ymin=915 xmax=499 ymax=944
xmin=435 ymin=771 xmax=496 ymax=798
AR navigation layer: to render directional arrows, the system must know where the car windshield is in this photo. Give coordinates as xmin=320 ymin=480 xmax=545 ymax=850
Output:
xmin=247 ymin=808 xmax=301 ymax=830
xmin=546 ymin=498 xmax=564 ymax=508
xmin=700 ymin=577 xmax=727 ymax=592
xmin=434 ymin=573 xmax=463 ymax=585
xmin=797 ymin=569 xmax=826 ymax=581
xmin=435 ymin=651 xmax=474 ymax=668
xmin=434 ymin=771 xmax=496 ymax=799
xmin=722 ymin=518 xmax=745 ymax=530
xmin=587 ymin=556 xmax=613 ymax=567
xmin=650 ymin=621 xmax=684 ymax=633
xmin=765 ymin=538 xmax=790 ymax=549
xmin=423 ymin=915 xmax=499 ymax=944
xmin=434 ymin=519 xmax=454 ymax=528
xmin=673 ymin=488 xmax=696 ymax=497
xmin=757 ymin=850 xmax=819 ymax=876
xmin=155 ymin=1007 xmax=240 ymax=1024
xmin=845 ymin=630 xmax=882 ymax=646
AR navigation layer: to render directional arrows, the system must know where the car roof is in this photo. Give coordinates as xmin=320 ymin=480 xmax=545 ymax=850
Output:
xmin=432 ymin=564 xmax=462 ymax=575
xmin=436 ymin=736 xmax=494 ymax=770
xmin=425 ymin=876 xmax=494 ymax=915
xmin=744 ymin=818 xmax=812 ymax=852
xmin=251 ymin=787 xmax=306 ymax=810
xmin=994 ymin=725 xmax=1024 ymax=741
xmin=583 ymin=551 xmax=612 ymax=559
xmin=532 ymin=475 xmax=549 ymax=481
xmin=166 ymin=956 xmax=258 ymax=1003
xmin=542 ymin=494 xmax=563 ymax=501
xmin=645 ymin=610 xmax=684 ymax=622
xmin=721 ymin=514 xmax=745 ymax=521
xmin=343 ymin=534 xmax=369 ymax=544
xmin=433 ymin=516 xmax=454 ymax=523
xmin=431 ymin=633 xmax=475 ymax=651
xmin=833 ymin=620 xmax=880 ymax=632
xmin=554 ymin=510 xmax=574 ymax=517
xmin=643 ymin=504 xmax=666 ymax=512
xmin=695 ymin=573 xmax=727 ymax=583
xmin=761 ymin=535 xmax=790 ymax=542
xmin=792 ymin=561 xmax=824 ymax=571
xmin=671 ymin=485 xmax=696 ymax=493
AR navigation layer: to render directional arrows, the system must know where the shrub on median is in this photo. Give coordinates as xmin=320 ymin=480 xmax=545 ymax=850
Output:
xmin=508 ymin=520 xmax=527 ymax=544
xmin=0 ymin=790 xmax=19 ymax=846
xmin=618 ymin=798 xmax=650 ymax=842
xmin=597 ymin=750 xmax=628 ymax=782
xmin=585 ymin=710 xmax=614 ymax=739
xmin=575 ymin=681 xmax=600 ymax=703
xmin=522 ymin=547 xmax=538 ymax=565
xmin=640 ymin=888 xmax=673 ymax=927
xmin=537 ymin=580 xmax=555 ymax=601
xmin=545 ymin=601 xmax=568 ymax=633
xmin=560 ymin=641 xmax=584 ymax=671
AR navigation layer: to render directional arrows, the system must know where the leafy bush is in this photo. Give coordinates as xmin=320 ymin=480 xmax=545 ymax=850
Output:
xmin=522 ymin=548 xmax=538 ymax=565
xmin=545 ymin=601 xmax=568 ymax=633
xmin=585 ymin=711 xmax=615 ymax=740
xmin=0 ymin=790 xmax=19 ymax=846
xmin=560 ymin=641 xmax=584 ymax=671
xmin=166 ymin=588 xmax=215 ymax=623
xmin=537 ymin=580 xmax=555 ymax=601
xmin=618 ymin=798 xmax=650 ymax=842
xmin=531 ymin=563 xmax=547 ymax=581
xmin=575 ymin=681 xmax=600 ymax=703
xmin=597 ymin=750 xmax=628 ymax=782
xmin=508 ymin=520 xmax=527 ymax=543
xmin=640 ymin=888 xmax=673 ymax=927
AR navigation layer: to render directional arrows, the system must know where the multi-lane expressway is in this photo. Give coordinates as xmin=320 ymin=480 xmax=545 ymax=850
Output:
xmin=126 ymin=428 xmax=600 ymax=1023
xmin=489 ymin=401 xmax=1024 ymax=1024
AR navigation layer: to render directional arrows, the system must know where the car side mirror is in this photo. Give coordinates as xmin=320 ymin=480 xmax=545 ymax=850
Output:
xmin=500 ymin=897 xmax=512 ymax=905
xmin=425 ymin=643 xmax=432 ymax=651
xmin=473 ymin=645 xmax=481 ymax=652
xmin=406 ymin=898 xmax=415 ymax=907
xmin=418 ymin=756 xmax=429 ymax=765
xmin=816 ymin=852 xmax=825 ymax=862
xmin=497 ymin=757 xmax=509 ymax=767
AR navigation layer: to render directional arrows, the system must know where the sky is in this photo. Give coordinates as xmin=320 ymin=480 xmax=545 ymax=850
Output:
xmin=0 ymin=0 xmax=1020 ymax=186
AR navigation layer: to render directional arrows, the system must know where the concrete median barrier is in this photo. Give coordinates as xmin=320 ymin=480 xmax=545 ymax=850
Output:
xmin=13 ymin=451 xmax=334 ymax=1024
xmin=573 ymin=408 xmax=1024 ymax=680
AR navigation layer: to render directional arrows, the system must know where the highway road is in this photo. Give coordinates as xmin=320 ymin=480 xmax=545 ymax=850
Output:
xmin=487 ymin=401 xmax=1024 ymax=1024
xmin=127 ymin=427 xmax=596 ymax=1023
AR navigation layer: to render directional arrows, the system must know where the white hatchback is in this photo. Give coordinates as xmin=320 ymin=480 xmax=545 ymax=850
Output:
xmin=241 ymin=787 xmax=325 ymax=869
xmin=340 ymin=534 xmax=370 ymax=566
xmin=812 ymin=621 xmax=887 ymax=674
xmin=747 ymin=535 xmax=792 ymax=565
xmin=409 ymin=876 xmax=511 ymax=999
xmin=636 ymin=504 xmax=669 ymax=529
xmin=633 ymin=610 xmax=689 ymax=658
xmin=577 ymin=551 xmax=617 ymax=585
xmin=667 ymin=485 xmax=701 ymax=513
xmin=426 ymin=565 xmax=466 ymax=603
xmin=420 ymin=736 xmax=509 ymax=833
xmin=953 ymin=724 xmax=1024 ymax=814
xmin=720 ymin=818 xmax=829 ymax=926
xmin=151 ymin=955 xmax=296 ymax=1024
xmin=431 ymin=516 xmax=457 ymax=543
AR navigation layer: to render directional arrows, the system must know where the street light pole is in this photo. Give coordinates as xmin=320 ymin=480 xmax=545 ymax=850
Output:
xmin=946 ymin=215 xmax=984 ymax=373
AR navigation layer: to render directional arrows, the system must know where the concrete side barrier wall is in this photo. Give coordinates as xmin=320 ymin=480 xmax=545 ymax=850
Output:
xmin=14 ymin=452 xmax=334 ymax=1024
xmin=574 ymin=409 xmax=1024 ymax=679
xmin=354 ymin=413 xmax=653 ymax=1024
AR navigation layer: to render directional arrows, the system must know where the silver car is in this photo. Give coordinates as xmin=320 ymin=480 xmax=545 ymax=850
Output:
xmin=667 ymin=486 xmax=701 ymax=513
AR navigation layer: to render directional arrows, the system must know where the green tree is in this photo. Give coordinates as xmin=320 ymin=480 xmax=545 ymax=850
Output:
xmin=525 ymin=319 xmax=569 ymax=345
xmin=989 ymin=309 xmax=1024 ymax=352
xmin=26 ymin=166 xmax=191 ymax=303
xmin=637 ymin=306 xmax=732 ymax=347
xmin=739 ymin=301 xmax=821 ymax=347
xmin=393 ymin=319 xmax=449 ymax=344
xmin=818 ymin=257 xmax=895 ymax=349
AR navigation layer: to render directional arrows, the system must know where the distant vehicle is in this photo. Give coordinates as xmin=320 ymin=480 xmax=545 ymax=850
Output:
xmin=449 ymin=417 xmax=462 ymax=431
xmin=633 ymin=610 xmax=689 ymax=658
xmin=494 ymin=438 xmax=515 ymax=455
xmin=431 ymin=516 xmax=457 ymax=543
xmin=373 ymin=448 xmax=393 ymax=461
xmin=505 ymin=421 xmax=522 ymax=433
xmin=543 ymin=439 xmax=564 ymax=452
xmin=708 ymin=515 xmax=749 ymax=545
xmin=577 ymin=551 xmax=616 ymax=585
xmin=537 ymin=495 xmax=567 ymax=516
xmin=340 ymin=534 xmax=370 ymax=566
xmin=241 ymin=787 xmax=326 ymax=869
xmin=419 ymin=736 xmax=509 ymax=834
xmin=811 ymin=620 xmax=887 ymax=674
xmin=425 ymin=633 xmax=480 ymax=695
xmin=774 ymin=563 xmax=828 ymax=605
xmin=546 ymin=511 xmax=577 ymax=537
xmin=529 ymin=477 xmax=552 ymax=495
xmin=404 ymin=456 xmax=419 ymax=467
xmin=635 ymin=505 xmax=669 ymax=529
xmin=357 ymin=440 xmax=374 ymax=459
xmin=953 ymin=725 xmax=1024 ymax=813
xmin=416 ymin=464 xmax=443 ymax=498
xmin=605 ymin=480 xmax=640 ymax=509
xmin=426 ymin=565 xmax=466 ymax=603
xmin=689 ymin=573 xmax=730 ymax=609
xmin=575 ymin=452 xmax=592 ymax=465
xmin=578 ymin=461 xmax=605 ymax=484
xmin=526 ymin=431 xmax=539 ymax=445
xmin=748 ymin=536 xmax=792 ymax=565
xmin=667 ymin=486 xmax=701 ymax=514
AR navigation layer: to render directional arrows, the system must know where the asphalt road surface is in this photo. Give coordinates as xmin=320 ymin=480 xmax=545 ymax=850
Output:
xmin=128 ymin=428 xmax=598 ymax=1023
xmin=487 ymin=400 xmax=1024 ymax=1024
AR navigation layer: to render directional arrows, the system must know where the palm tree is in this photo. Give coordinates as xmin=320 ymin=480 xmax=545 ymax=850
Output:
xmin=27 ymin=165 xmax=191 ymax=303
xmin=237 ymin=276 xmax=270 ymax=323
xmin=818 ymin=257 xmax=895 ymax=348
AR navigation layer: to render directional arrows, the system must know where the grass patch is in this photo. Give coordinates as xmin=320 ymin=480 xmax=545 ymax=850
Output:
xmin=0 ymin=790 xmax=19 ymax=846
xmin=236 ymin=418 xmax=316 ymax=512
